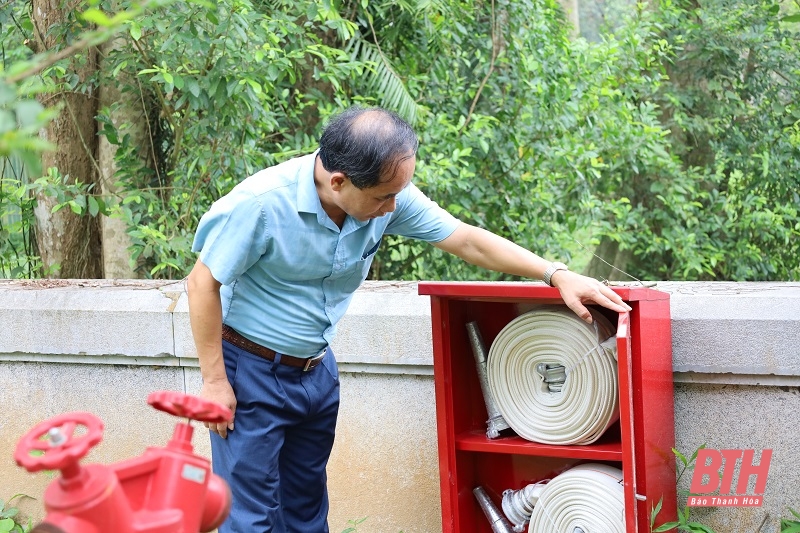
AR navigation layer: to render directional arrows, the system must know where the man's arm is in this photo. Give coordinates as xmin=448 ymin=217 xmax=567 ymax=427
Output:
xmin=434 ymin=223 xmax=631 ymax=323
xmin=186 ymin=258 xmax=236 ymax=438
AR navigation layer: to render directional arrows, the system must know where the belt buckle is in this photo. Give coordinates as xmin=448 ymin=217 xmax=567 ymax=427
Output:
xmin=303 ymin=349 xmax=326 ymax=372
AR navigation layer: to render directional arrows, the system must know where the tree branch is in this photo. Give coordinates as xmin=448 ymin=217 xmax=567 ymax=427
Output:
xmin=6 ymin=0 xmax=163 ymax=84
xmin=7 ymin=27 xmax=117 ymax=84
xmin=459 ymin=0 xmax=502 ymax=136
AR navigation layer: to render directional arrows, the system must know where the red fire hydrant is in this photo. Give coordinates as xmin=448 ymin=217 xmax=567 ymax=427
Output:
xmin=14 ymin=391 xmax=232 ymax=533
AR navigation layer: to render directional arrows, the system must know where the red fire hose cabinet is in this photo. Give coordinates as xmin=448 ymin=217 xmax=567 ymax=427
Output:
xmin=418 ymin=282 xmax=677 ymax=533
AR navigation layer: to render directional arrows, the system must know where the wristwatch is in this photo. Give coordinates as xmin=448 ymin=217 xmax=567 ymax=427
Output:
xmin=543 ymin=262 xmax=569 ymax=287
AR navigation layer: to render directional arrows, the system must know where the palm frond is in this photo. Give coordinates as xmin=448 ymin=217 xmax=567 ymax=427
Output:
xmin=346 ymin=37 xmax=419 ymax=125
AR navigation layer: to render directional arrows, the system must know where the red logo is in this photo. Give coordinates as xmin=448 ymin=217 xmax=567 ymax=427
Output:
xmin=687 ymin=449 xmax=772 ymax=507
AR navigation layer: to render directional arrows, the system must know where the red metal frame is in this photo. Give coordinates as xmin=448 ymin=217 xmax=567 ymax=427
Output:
xmin=418 ymin=281 xmax=677 ymax=533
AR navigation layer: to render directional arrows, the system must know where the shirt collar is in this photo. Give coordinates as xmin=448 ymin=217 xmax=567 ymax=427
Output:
xmin=297 ymin=150 xmax=322 ymax=215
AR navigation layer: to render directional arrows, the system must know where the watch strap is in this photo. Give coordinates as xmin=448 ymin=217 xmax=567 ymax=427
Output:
xmin=543 ymin=262 xmax=569 ymax=287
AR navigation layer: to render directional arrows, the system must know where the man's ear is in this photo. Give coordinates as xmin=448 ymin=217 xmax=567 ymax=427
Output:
xmin=330 ymin=172 xmax=348 ymax=192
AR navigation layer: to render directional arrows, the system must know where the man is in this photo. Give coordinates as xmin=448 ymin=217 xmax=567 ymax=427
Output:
xmin=186 ymin=106 xmax=631 ymax=532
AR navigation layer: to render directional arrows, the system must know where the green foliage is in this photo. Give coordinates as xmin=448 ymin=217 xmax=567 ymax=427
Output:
xmin=782 ymin=509 xmax=800 ymax=533
xmin=92 ymin=0 xmax=367 ymax=277
xmin=0 ymin=83 xmax=56 ymax=179
xmin=650 ymin=445 xmax=717 ymax=533
xmin=0 ymin=494 xmax=32 ymax=533
xmin=0 ymin=0 xmax=184 ymax=278
xmin=627 ymin=0 xmax=800 ymax=281
xmin=0 ymin=0 xmax=176 ymax=173
xmin=1 ymin=158 xmax=40 ymax=278
xmin=0 ymin=0 xmax=57 ymax=178
xmin=651 ymin=501 xmax=717 ymax=533
xmin=0 ymin=166 xmax=109 ymax=278
xmin=368 ymin=0 xmax=684 ymax=280
xmin=339 ymin=516 xmax=403 ymax=533
xmin=340 ymin=516 xmax=368 ymax=533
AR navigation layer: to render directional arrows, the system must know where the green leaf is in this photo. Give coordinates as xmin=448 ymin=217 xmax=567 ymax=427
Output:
xmin=186 ymin=78 xmax=201 ymax=98
xmin=88 ymin=196 xmax=99 ymax=217
xmin=14 ymin=100 xmax=45 ymax=128
xmin=673 ymin=448 xmax=688 ymax=466
xmin=651 ymin=496 xmax=663 ymax=525
xmin=112 ymin=61 xmax=128 ymax=80
xmin=246 ymin=79 xmax=262 ymax=95
xmin=690 ymin=445 xmax=706 ymax=463
xmin=129 ymin=21 xmax=142 ymax=41
xmin=653 ymin=522 xmax=680 ymax=532
xmin=685 ymin=522 xmax=715 ymax=533
xmin=0 ymin=110 xmax=16 ymax=133
xmin=81 ymin=8 xmax=113 ymax=26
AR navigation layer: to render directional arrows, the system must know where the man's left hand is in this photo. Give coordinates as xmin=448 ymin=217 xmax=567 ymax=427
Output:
xmin=550 ymin=270 xmax=632 ymax=323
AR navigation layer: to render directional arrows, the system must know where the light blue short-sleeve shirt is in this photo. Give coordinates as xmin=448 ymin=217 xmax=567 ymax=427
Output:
xmin=192 ymin=152 xmax=460 ymax=357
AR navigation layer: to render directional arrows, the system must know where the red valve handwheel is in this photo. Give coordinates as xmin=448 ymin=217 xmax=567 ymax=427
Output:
xmin=14 ymin=412 xmax=104 ymax=472
xmin=147 ymin=390 xmax=232 ymax=424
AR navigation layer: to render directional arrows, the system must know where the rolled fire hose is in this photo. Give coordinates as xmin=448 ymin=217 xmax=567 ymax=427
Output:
xmin=525 ymin=463 xmax=625 ymax=533
xmin=486 ymin=306 xmax=618 ymax=445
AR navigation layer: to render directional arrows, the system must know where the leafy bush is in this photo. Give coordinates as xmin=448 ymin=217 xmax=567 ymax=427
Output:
xmin=782 ymin=509 xmax=800 ymax=533
xmin=0 ymin=494 xmax=32 ymax=533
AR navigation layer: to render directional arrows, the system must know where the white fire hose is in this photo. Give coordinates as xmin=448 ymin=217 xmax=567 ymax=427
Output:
xmin=486 ymin=306 xmax=619 ymax=445
xmin=477 ymin=464 xmax=626 ymax=533
xmin=524 ymin=463 xmax=625 ymax=533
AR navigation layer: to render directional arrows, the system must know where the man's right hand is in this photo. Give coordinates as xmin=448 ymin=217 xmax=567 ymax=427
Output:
xmin=201 ymin=379 xmax=236 ymax=438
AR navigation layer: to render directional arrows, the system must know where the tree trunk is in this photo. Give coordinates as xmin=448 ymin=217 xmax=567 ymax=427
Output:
xmin=558 ymin=0 xmax=580 ymax=37
xmin=584 ymin=236 xmax=632 ymax=282
xmin=31 ymin=0 xmax=102 ymax=278
xmin=97 ymin=36 xmax=149 ymax=279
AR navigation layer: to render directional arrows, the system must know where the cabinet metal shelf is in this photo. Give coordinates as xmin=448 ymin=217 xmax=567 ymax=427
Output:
xmin=455 ymin=430 xmax=624 ymax=460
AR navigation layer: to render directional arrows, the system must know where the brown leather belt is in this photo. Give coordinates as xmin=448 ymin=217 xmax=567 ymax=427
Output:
xmin=221 ymin=325 xmax=325 ymax=371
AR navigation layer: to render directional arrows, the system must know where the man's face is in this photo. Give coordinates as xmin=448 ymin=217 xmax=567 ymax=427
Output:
xmin=333 ymin=156 xmax=415 ymax=221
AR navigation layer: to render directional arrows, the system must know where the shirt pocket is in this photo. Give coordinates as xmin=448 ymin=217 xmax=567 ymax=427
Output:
xmin=343 ymin=238 xmax=382 ymax=292
xmin=361 ymin=238 xmax=382 ymax=260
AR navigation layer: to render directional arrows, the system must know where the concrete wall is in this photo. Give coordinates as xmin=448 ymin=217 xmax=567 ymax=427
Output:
xmin=1 ymin=280 xmax=799 ymax=533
